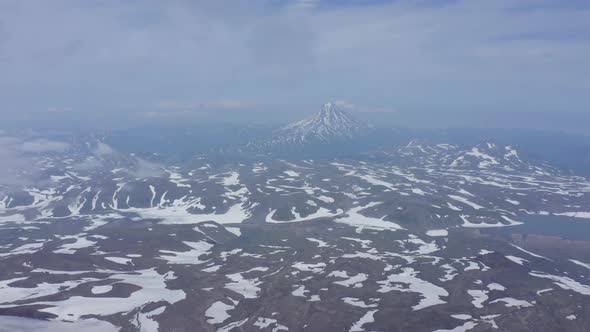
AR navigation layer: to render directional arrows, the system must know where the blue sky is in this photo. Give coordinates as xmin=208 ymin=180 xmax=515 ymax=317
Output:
xmin=0 ymin=0 xmax=589 ymax=129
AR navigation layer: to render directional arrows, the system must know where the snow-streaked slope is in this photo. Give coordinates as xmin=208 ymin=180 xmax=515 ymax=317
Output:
xmin=271 ymin=102 xmax=368 ymax=145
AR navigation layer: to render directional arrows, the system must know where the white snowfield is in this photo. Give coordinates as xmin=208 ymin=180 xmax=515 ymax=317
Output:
xmin=555 ymin=211 xmax=590 ymax=219
xmin=529 ymin=271 xmax=590 ymax=295
xmin=350 ymin=309 xmax=378 ymax=332
xmin=224 ymin=270 xmax=265 ymax=299
xmin=334 ymin=202 xmax=403 ymax=232
xmin=158 ymin=240 xmax=213 ymax=265
xmin=0 ymin=267 xmax=185 ymax=331
xmin=205 ymin=301 xmax=234 ymax=324
xmin=426 ymin=229 xmax=448 ymax=237
xmin=377 ymin=268 xmax=449 ymax=310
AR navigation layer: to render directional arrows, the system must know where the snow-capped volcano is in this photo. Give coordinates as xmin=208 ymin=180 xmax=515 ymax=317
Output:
xmin=272 ymin=102 xmax=368 ymax=144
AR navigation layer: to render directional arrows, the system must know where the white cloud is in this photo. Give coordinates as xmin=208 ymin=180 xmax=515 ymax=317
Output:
xmin=129 ymin=158 xmax=164 ymax=178
xmin=0 ymin=136 xmax=69 ymax=187
xmin=0 ymin=0 xmax=588 ymax=120
xmin=332 ymin=100 xmax=398 ymax=114
xmin=92 ymin=142 xmax=117 ymax=157
xmin=209 ymin=100 xmax=246 ymax=110
xmin=21 ymin=139 xmax=69 ymax=153
xmin=289 ymin=0 xmax=320 ymax=10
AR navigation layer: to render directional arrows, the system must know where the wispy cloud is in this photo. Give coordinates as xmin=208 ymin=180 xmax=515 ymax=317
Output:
xmin=209 ymin=100 xmax=248 ymax=110
xmin=0 ymin=135 xmax=70 ymax=188
xmin=289 ymin=0 xmax=320 ymax=10
xmin=75 ymin=142 xmax=165 ymax=178
xmin=333 ymin=100 xmax=398 ymax=114
xmin=143 ymin=99 xmax=249 ymax=118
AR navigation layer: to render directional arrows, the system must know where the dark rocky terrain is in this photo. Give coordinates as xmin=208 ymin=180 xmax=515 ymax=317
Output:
xmin=1 ymin=105 xmax=589 ymax=331
xmin=0 ymin=133 xmax=589 ymax=331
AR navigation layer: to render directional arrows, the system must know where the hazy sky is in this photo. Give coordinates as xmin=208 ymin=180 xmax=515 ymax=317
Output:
xmin=1 ymin=0 xmax=589 ymax=129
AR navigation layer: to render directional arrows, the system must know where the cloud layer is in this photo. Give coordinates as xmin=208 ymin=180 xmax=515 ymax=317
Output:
xmin=0 ymin=0 xmax=589 ymax=126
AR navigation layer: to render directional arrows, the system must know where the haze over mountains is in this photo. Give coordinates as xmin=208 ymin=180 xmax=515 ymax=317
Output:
xmin=229 ymin=103 xmax=590 ymax=174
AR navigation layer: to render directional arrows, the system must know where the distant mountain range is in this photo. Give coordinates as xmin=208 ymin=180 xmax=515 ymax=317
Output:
xmin=31 ymin=103 xmax=589 ymax=175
